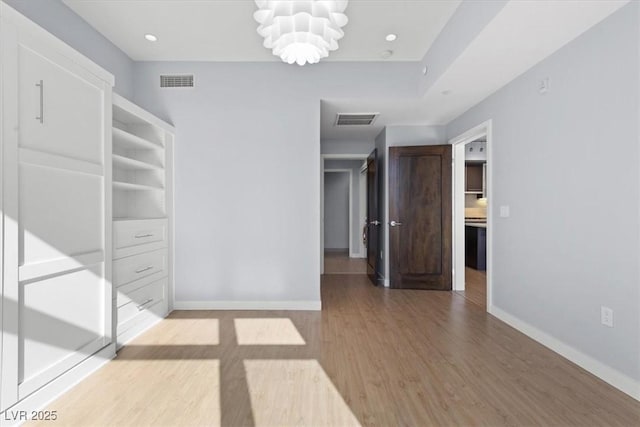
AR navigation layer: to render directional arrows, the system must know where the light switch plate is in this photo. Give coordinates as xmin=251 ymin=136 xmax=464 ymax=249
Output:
xmin=499 ymin=206 xmax=510 ymax=218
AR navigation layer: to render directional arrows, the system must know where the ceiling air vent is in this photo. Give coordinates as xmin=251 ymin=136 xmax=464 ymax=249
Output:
xmin=160 ymin=74 xmax=194 ymax=88
xmin=335 ymin=113 xmax=378 ymax=126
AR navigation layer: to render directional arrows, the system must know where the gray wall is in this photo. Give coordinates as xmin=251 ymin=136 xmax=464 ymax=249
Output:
xmin=447 ymin=3 xmax=640 ymax=382
xmin=323 ymin=172 xmax=349 ymax=250
xmin=133 ymin=61 xmax=418 ymax=303
xmin=2 ymin=0 xmax=134 ymax=98
xmin=325 ymin=159 xmax=365 ymax=254
xmin=321 ymin=139 xmax=374 ymax=156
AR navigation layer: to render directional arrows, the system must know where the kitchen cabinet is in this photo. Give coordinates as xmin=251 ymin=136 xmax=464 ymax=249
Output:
xmin=465 ymin=162 xmax=487 ymax=197
xmin=465 ymin=225 xmax=486 ymax=271
xmin=465 ymin=163 xmax=483 ymax=193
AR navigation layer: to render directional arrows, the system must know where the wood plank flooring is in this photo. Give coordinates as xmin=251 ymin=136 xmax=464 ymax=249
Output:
xmin=456 ymin=267 xmax=487 ymax=309
xmin=32 ymin=275 xmax=640 ymax=426
xmin=324 ymin=251 xmax=366 ymax=274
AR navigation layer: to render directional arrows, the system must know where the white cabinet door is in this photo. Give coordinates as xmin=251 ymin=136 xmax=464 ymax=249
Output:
xmin=18 ymin=41 xmax=105 ymax=165
xmin=1 ymin=12 xmax=113 ymax=409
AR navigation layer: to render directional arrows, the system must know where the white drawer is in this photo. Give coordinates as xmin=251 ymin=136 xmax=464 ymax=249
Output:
xmin=117 ymin=278 xmax=166 ymax=327
xmin=114 ymin=219 xmax=167 ymax=259
xmin=113 ymin=249 xmax=166 ymax=287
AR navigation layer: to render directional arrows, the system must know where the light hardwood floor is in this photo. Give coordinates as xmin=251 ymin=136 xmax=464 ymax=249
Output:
xmin=32 ymin=275 xmax=640 ymax=426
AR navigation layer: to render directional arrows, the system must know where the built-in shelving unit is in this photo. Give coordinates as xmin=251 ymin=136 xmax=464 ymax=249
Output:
xmin=112 ymin=93 xmax=175 ymax=347
xmin=113 ymin=181 xmax=164 ymax=192
xmin=113 ymin=154 xmax=163 ymax=171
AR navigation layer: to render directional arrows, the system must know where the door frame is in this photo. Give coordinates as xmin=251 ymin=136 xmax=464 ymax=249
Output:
xmin=449 ymin=120 xmax=493 ymax=312
xmin=320 ymin=154 xmax=367 ymax=274
xmin=358 ymin=163 xmax=367 ymax=259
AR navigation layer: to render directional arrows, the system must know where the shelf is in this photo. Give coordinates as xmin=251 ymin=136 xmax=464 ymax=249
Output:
xmin=113 ymin=154 xmax=163 ymax=171
xmin=113 ymin=217 xmax=167 ymax=222
xmin=113 ymin=181 xmax=164 ymax=191
xmin=113 ymin=127 xmax=163 ymax=151
xmin=113 ymin=94 xmax=175 ymax=133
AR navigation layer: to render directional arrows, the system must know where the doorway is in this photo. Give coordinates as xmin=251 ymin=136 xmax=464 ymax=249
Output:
xmin=450 ymin=120 xmax=493 ymax=312
xmin=321 ymin=156 xmax=368 ymax=275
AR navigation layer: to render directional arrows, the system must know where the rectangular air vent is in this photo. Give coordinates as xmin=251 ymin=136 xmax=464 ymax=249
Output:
xmin=335 ymin=113 xmax=378 ymax=126
xmin=160 ymin=74 xmax=194 ymax=88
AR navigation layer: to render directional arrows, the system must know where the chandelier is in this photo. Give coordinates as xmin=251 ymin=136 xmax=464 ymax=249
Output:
xmin=254 ymin=0 xmax=349 ymax=66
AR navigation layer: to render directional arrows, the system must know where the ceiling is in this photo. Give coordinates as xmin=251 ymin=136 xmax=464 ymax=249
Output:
xmin=322 ymin=0 xmax=629 ymax=140
xmin=322 ymin=98 xmax=436 ymax=140
xmin=64 ymin=0 xmax=628 ymax=140
xmin=63 ymin=0 xmax=461 ymax=62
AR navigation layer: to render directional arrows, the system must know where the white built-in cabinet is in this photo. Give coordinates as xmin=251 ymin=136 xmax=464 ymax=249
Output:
xmin=112 ymin=94 xmax=174 ymax=347
xmin=0 ymin=3 xmax=114 ymax=411
xmin=0 ymin=3 xmax=174 ymax=415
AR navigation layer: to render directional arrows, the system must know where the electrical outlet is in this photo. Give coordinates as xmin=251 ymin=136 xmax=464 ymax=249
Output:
xmin=601 ymin=306 xmax=614 ymax=328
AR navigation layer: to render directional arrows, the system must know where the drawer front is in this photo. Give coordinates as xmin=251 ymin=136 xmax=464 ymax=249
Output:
xmin=117 ymin=297 xmax=168 ymax=345
xmin=113 ymin=249 xmax=167 ymax=287
xmin=117 ymin=278 xmax=166 ymax=327
xmin=114 ymin=219 xmax=167 ymax=258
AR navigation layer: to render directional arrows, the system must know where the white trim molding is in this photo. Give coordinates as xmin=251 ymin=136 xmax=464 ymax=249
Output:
xmin=491 ymin=306 xmax=640 ymax=401
xmin=449 ymin=119 xmax=493 ymax=308
xmin=173 ymin=300 xmax=322 ymax=311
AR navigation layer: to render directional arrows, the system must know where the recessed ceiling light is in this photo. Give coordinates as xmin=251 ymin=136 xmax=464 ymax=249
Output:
xmin=144 ymin=34 xmax=158 ymax=42
xmin=385 ymin=33 xmax=397 ymax=42
xmin=381 ymin=50 xmax=393 ymax=59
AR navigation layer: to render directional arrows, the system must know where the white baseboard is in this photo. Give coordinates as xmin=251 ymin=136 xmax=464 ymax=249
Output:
xmin=0 ymin=344 xmax=116 ymax=426
xmin=173 ymin=300 xmax=322 ymax=311
xmin=490 ymin=306 xmax=640 ymax=401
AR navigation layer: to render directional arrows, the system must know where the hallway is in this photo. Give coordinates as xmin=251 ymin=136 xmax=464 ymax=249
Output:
xmin=323 ymin=251 xmax=366 ymax=274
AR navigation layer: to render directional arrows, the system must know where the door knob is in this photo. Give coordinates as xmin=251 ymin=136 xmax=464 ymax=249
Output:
xmin=390 ymin=220 xmax=403 ymax=227
xmin=370 ymin=220 xmax=381 ymax=226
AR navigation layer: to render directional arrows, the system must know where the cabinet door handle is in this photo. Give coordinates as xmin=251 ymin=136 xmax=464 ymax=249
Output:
xmin=136 ymin=298 xmax=154 ymax=311
xmin=35 ymin=80 xmax=44 ymax=124
xmin=134 ymin=233 xmax=154 ymax=238
xmin=135 ymin=266 xmax=153 ymax=274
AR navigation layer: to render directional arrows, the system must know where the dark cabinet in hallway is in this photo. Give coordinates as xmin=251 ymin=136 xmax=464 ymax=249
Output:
xmin=465 ymin=225 xmax=486 ymax=271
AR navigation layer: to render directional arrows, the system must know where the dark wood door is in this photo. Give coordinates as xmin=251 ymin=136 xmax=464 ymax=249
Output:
xmin=388 ymin=145 xmax=452 ymax=290
xmin=366 ymin=149 xmax=380 ymax=285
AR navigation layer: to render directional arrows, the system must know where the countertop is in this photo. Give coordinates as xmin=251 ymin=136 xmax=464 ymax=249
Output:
xmin=465 ymin=222 xmax=487 ymax=228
